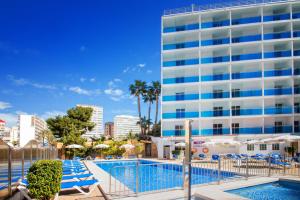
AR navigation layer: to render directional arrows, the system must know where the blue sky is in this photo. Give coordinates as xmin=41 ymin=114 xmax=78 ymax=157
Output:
xmin=0 ymin=0 xmax=227 ymax=126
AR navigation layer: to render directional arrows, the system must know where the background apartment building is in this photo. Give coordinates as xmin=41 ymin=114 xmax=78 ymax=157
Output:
xmin=105 ymin=122 xmax=114 ymax=138
xmin=114 ymin=115 xmax=140 ymax=138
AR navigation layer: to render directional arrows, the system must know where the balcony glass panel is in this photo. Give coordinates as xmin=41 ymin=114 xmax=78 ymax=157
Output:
xmin=232 ymin=71 xmax=262 ymax=79
xmin=162 ymin=94 xmax=199 ymax=101
xmin=294 ymin=106 xmax=300 ymax=113
xmin=201 ymin=20 xmax=230 ymax=29
xmin=163 ymin=58 xmax=199 ymax=67
xmin=201 ymin=92 xmax=230 ymax=99
xmin=163 ymin=23 xmax=199 ymax=33
xmin=263 ymin=13 xmax=290 ymax=22
xmin=163 ymin=41 xmax=199 ymax=50
xmin=201 ymin=38 xmax=230 ymax=46
xmin=295 ymin=87 xmax=300 ymax=94
xmin=232 ymin=53 xmax=262 ymax=61
xmin=201 ymin=128 xmax=230 ymax=136
xmin=232 ymin=108 xmax=262 ymax=116
xmin=232 ymin=90 xmax=262 ymax=98
xmin=264 ymin=32 xmax=291 ymax=40
xmin=232 ymin=34 xmax=261 ymax=43
xmin=264 ymin=69 xmax=292 ymax=77
xmin=162 ymin=130 xmax=200 ymax=136
xmin=294 ymin=50 xmax=300 ymax=56
xmin=294 ymin=31 xmax=300 ymax=38
xmin=232 ymin=16 xmax=261 ymax=25
xmin=264 ymin=107 xmax=293 ymax=114
xmin=264 ymin=50 xmax=291 ymax=59
xmin=292 ymin=12 xmax=300 ymax=19
xmin=201 ymin=56 xmax=230 ymax=64
xmin=264 ymin=126 xmax=293 ymax=134
xmin=201 ymin=110 xmax=230 ymax=117
xmin=295 ymin=68 xmax=300 ymax=75
xmin=235 ymin=127 xmax=263 ymax=134
xmin=162 ymin=112 xmax=199 ymax=119
xmin=201 ymin=74 xmax=230 ymax=81
xmin=163 ymin=76 xmax=199 ymax=84
xmin=264 ymin=88 xmax=293 ymax=96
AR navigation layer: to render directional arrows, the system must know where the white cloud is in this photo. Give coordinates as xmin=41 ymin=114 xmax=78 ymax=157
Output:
xmin=104 ymin=88 xmax=124 ymax=96
xmin=123 ymin=67 xmax=130 ymax=73
xmin=0 ymin=101 xmax=12 ymax=110
xmin=122 ymin=63 xmax=152 ymax=74
xmin=104 ymin=79 xmax=127 ymax=101
xmin=7 ymin=75 xmax=56 ymax=90
xmin=137 ymin=63 xmax=146 ymax=68
xmin=69 ymin=86 xmax=101 ymax=96
xmin=40 ymin=110 xmax=65 ymax=120
xmin=80 ymin=77 xmax=86 ymax=82
xmin=90 ymin=78 xmax=96 ymax=82
xmin=146 ymin=70 xmax=152 ymax=74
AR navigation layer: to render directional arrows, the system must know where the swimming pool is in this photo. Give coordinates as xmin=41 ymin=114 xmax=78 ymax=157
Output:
xmin=96 ymin=160 xmax=237 ymax=193
xmin=227 ymin=180 xmax=300 ymax=200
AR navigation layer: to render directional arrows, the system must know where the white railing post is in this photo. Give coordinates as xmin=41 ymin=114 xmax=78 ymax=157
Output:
xmin=184 ymin=120 xmax=192 ymax=200
xmin=218 ymin=157 xmax=221 ymax=184
xmin=136 ymin=162 xmax=139 ymax=196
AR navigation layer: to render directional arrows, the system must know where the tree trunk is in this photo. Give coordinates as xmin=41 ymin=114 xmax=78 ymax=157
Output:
xmin=155 ymin=95 xmax=159 ymax=125
xmin=147 ymin=102 xmax=151 ymax=134
xmin=137 ymin=95 xmax=143 ymax=135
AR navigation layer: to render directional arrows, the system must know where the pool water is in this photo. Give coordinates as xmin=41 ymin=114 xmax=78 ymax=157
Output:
xmin=227 ymin=181 xmax=300 ymax=200
xmin=96 ymin=160 xmax=237 ymax=192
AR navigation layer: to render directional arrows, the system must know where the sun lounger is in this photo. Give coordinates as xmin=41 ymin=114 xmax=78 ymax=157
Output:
xmin=62 ymin=173 xmax=93 ymax=181
xmin=60 ymin=179 xmax=100 ymax=195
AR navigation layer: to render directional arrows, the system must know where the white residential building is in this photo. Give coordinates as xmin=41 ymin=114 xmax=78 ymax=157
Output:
xmin=0 ymin=119 xmax=5 ymax=133
xmin=77 ymin=104 xmax=104 ymax=139
xmin=114 ymin=115 xmax=140 ymax=138
xmin=159 ymin=0 xmax=300 ymax=158
xmin=10 ymin=126 xmax=19 ymax=145
xmin=19 ymin=115 xmax=47 ymax=147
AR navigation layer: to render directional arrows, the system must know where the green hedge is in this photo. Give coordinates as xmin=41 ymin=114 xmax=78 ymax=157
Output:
xmin=27 ymin=160 xmax=63 ymax=200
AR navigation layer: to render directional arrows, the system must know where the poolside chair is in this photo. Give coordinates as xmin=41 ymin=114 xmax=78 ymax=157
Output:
xmin=199 ymin=154 xmax=206 ymax=159
xmin=62 ymin=173 xmax=93 ymax=181
xmin=60 ymin=179 xmax=100 ymax=195
xmin=105 ymin=155 xmax=113 ymax=160
xmin=211 ymin=154 xmax=220 ymax=162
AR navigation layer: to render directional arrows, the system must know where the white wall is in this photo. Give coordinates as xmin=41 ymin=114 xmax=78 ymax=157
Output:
xmin=19 ymin=115 xmax=35 ymax=147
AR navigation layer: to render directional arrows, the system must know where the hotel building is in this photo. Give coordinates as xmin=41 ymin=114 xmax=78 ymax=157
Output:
xmin=114 ymin=115 xmax=140 ymax=138
xmin=160 ymin=0 xmax=300 ymax=157
xmin=105 ymin=122 xmax=114 ymax=138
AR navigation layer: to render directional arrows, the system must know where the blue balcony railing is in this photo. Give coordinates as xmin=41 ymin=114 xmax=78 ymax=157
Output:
xmin=232 ymin=34 xmax=261 ymax=43
xmin=264 ymin=32 xmax=291 ymax=40
xmin=163 ymin=23 xmax=199 ymax=33
xmin=232 ymin=89 xmax=262 ymax=98
xmin=232 ymin=16 xmax=261 ymax=25
xmin=201 ymin=74 xmax=230 ymax=81
xmin=263 ymin=13 xmax=290 ymax=22
xmin=201 ymin=20 xmax=230 ymax=29
xmin=232 ymin=108 xmax=263 ymax=116
xmin=162 ymin=94 xmax=199 ymax=102
xmin=201 ymin=92 xmax=230 ymax=99
xmin=162 ymin=130 xmax=200 ymax=136
xmin=201 ymin=38 xmax=230 ymax=46
xmin=264 ymin=50 xmax=291 ymax=59
xmin=163 ymin=76 xmax=199 ymax=84
xmin=163 ymin=41 xmax=199 ymax=50
xmin=292 ymin=12 xmax=300 ymax=19
xmin=162 ymin=112 xmax=199 ymax=119
xmin=264 ymin=107 xmax=293 ymax=115
xmin=264 ymin=126 xmax=293 ymax=134
xmin=264 ymin=88 xmax=292 ymax=96
xmin=232 ymin=71 xmax=262 ymax=79
xmin=232 ymin=53 xmax=262 ymax=61
xmin=201 ymin=128 xmax=230 ymax=136
xmin=294 ymin=31 xmax=300 ymax=38
xmin=294 ymin=50 xmax=300 ymax=56
xmin=163 ymin=58 xmax=199 ymax=67
xmin=233 ymin=127 xmax=263 ymax=134
xmin=201 ymin=110 xmax=230 ymax=117
xmin=295 ymin=68 xmax=300 ymax=75
xmin=201 ymin=56 xmax=230 ymax=64
xmin=264 ymin=69 xmax=292 ymax=77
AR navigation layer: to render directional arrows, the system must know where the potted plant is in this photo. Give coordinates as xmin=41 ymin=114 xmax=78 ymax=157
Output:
xmin=135 ymin=143 xmax=144 ymax=158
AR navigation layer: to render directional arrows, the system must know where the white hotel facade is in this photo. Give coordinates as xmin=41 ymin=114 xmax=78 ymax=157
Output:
xmin=160 ymin=0 xmax=300 ymax=158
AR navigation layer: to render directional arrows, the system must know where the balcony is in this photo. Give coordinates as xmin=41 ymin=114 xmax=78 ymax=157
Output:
xmin=264 ymin=32 xmax=291 ymax=40
xmin=232 ymin=127 xmax=263 ymax=134
xmin=263 ymin=13 xmax=290 ymax=22
xmin=231 ymin=53 xmax=262 ymax=61
xmin=264 ymin=126 xmax=293 ymax=134
xmin=162 ymin=94 xmax=199 ymax=102
xmin=264 ymin=88 xmax=292 ymax=96
xmin=201 ymin=128 xmax=230 ymax=136
xmin=295 ymin=69 xmax=300 ymax=75
xmin=163 ymin=76 xmax=199 ymax=84
xmin=232 ymin=108 xmax=263 ymax=116
xmin=293 ymin=31 xmax=300 ymax=38
xmin=163 ymin=58 xmax=199 ymax=67
xmin=201 ymin=38 xmax=230 ymax=46
xmin=294 ymin=50 xmax=300 ymax=56
xmin=162 ymin=130 xmax=200 ymax=136
xmin=201 ymin=56 xmax=230 ymax=64
xmin=201 ymin=110 xmax=230 ymax=117
xmin=201 ymin=20 xmax=230 ymax=29
xmin=201 ymin=92 xmax=230 ymax=99
xmin=295 ymin=106 xmax=300 ymax=113
xmin=292 ymin=12 xmax=300 ymax=19
xmin=163 ymin=23 xmax=199 ymax=33
xmin=232 ymin=34 xmax=261 ymax=43
xmin=162 ymin=112 xmax=199 ymax=119
xmin=264 ymin=69 xmax=292 ymax=77
xmin=295 ymin=87 xmax=300 ymax=94
xmin=232 ymin=89 xmax=262 ymax=98
xmin=231 ymin=16 xmax=261 ymax=25
xmin=232 ymin=71 xmax=262 ymax=79
xmin=264 ymin=50 xmax=291 ymax=59
xmin=201 ymin=74 xmax=230 ymax=82
xmin=264 ymin=107 xmax=293 ymax=115
xmin=163 ymin=41 xmax=199 ymax=50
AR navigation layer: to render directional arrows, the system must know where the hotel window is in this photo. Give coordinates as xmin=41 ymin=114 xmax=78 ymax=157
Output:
xmin=232 ymin=123 xmax=239 ymax=134
xmin=247 ymin=144 xmax=254 ymax=151
xmin=176 ymin=92 xmax=184 ymax=101
xmin=275 ymin=121 xmax=283 ymax=133
xmin=232 ymin=88 xmax=240 ymax=98
xmin=272 ymin=143 xmax=280 ymax=150
xmin=260 ymin=144 xmax=267 ymax=151
xmin=295 ymin=121 xmax=300 ymax=133
xmin=213 ymin=106 xmax=223 ymax=116
xmin=213 ymin=89 xmax=223 ymax=98
xmin=231 ymin=106 xmax=241 ymax=116
xmin=175 ymin=125 xmax=184 ymax=136
xmin=213 ymin=124 xmax=223 ymax=135
xmin=176 ymin=108 xmax=185 ymax=118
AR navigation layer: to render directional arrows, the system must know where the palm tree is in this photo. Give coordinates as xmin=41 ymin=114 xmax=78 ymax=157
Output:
xmin=37 ymin=130 xmax=56 ymax=146
xmin=143 ymin=86 xmax=155 ymax=133
xmin=152 ymin=81 xmax=161 ymax=125
xmin=129 ymin=80 xmax=146 ymax=134
xmin=137 ymin=116 xmax=150 ymax=135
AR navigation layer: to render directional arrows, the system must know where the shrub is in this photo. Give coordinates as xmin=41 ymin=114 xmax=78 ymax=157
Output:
xmin=27 ymin=160 xmax=63 ymax=200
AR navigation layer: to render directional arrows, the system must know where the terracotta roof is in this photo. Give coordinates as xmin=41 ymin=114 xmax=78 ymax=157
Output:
xmin=0 ymin=119 xmax=5 ymax=123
